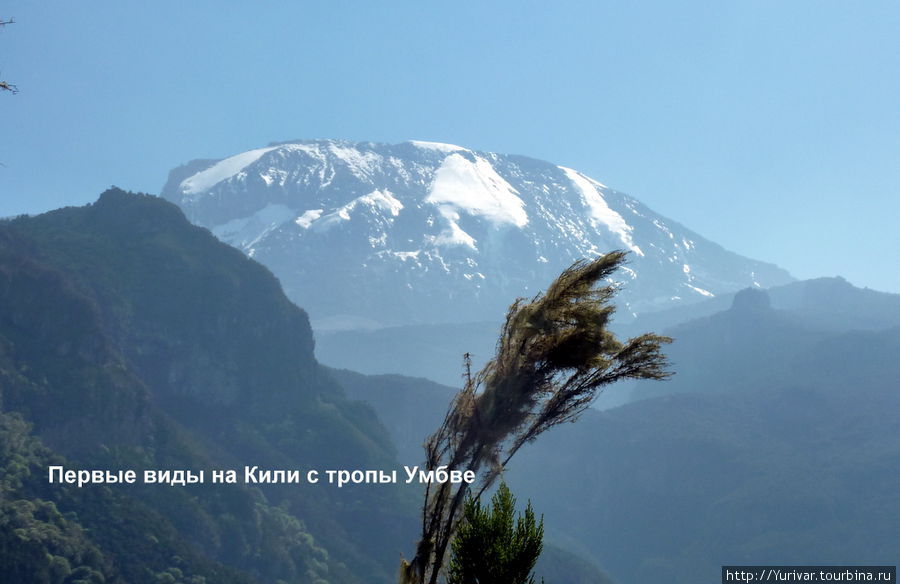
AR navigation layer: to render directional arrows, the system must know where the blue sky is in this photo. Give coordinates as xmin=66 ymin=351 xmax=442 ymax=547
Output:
xmin=3 ymin=1 xmax=898 ymax=292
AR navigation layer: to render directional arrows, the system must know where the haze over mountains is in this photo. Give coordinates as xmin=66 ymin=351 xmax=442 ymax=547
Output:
xmin=156 ymin=138 xmax=900 ymax=581
xmin=0 ymin=190 xmax=616 ymax=583
xmin=343 ymin=287 xmax=900 ymax=583
xmin=161 ymin=139 xmax=792 ymax=331
xmin=3 ymin=137 xmax=896 ymax=583
xmin=3 ymin=184 xmax=897 ymax=583
xmin=314 ymin=276 xmax=900 ymax=388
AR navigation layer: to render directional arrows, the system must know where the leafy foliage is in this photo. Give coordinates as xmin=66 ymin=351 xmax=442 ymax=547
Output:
xmin=0 ymin=411 xmax=252 ymax=584
xmin=447 ymin=482 xmax=543 ymax=584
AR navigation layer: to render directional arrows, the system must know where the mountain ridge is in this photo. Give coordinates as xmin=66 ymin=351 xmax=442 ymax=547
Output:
xmin=161 ymin=139 xmax=793 ymax=329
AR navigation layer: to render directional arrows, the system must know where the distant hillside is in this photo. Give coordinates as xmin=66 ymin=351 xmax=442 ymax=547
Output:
xmin=623 ymin=276 xmax=900 ymax=338
xmin=341 ymin=288 xmax=900 ymax=583
xmin=629 ymin=286 xmax=900 ymax=401
xmin=316 ymin=276 xmax=900 ymax=388
xmin=318 ymin=322 xmax=501 ymax=387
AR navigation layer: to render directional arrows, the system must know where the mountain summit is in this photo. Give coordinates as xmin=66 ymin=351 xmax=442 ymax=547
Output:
xmin=162 ymin=139 xmax=792 ymax=329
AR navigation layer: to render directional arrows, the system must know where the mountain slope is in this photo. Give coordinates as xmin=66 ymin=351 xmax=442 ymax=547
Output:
xmin=621 ymin=276 xmax=900 ymax=339
xmin=629 ymin=286 xmax=900 ymax=401
xmin=0 ymin=189 xmax=416 ymax=583
xmin=314 ymin=276 xmax=900 ymax=387
xmin=337 ymin=288 xmax=900 ymax=583
xmin=161 ymin=139 xmax=792 ymax=329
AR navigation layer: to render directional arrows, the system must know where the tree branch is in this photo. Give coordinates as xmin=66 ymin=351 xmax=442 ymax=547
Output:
xmin=1 ymin=17 xmax=17 ymax=94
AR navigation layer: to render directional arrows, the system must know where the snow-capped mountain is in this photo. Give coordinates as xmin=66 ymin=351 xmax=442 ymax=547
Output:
xmin=161 ymin=139 xmax=792 ymax=329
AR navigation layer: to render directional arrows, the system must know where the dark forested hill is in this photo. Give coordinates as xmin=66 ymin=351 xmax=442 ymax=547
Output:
xmin=0 ymin=189 xmax=416 ymax=583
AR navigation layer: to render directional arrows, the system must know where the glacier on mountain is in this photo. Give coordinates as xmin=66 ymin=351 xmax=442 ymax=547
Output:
xmin=162 ymin=139 xmax=792 ymax=328
xmin=180 ymin=146 xmax=280 ymax=196
xmin=559 ymin=166 xmax=643 ymax=256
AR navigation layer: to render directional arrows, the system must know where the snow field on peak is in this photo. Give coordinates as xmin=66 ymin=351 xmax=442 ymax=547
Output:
xmin=327 ymin=143 xmax=385 ymax=181
xmin=429 ymin=210 xmax=478 ymax=250
xmin=360 ymin=189 xmax=404 ymax=216
xmin=409 ymin=140 xmax=467 ymax=153
xmin=423 ymin=153 xmax=529 ymax=251
xmin=559 ymin=166 xmax=644 ymax=257
xmin=295 ymin=209 xmax=324 ymax=229
xmin=685 ymin=283 xmax=716 ymax=297
xmin=295 ymin=189 xmax=403 ymax=233
xmin=180 ymin=146 xmax=280 ymax=196
xmin=180 ymin=141 xmax=389 ymax=198
xmin=427 ymin=154 xmax=528 ymax=228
